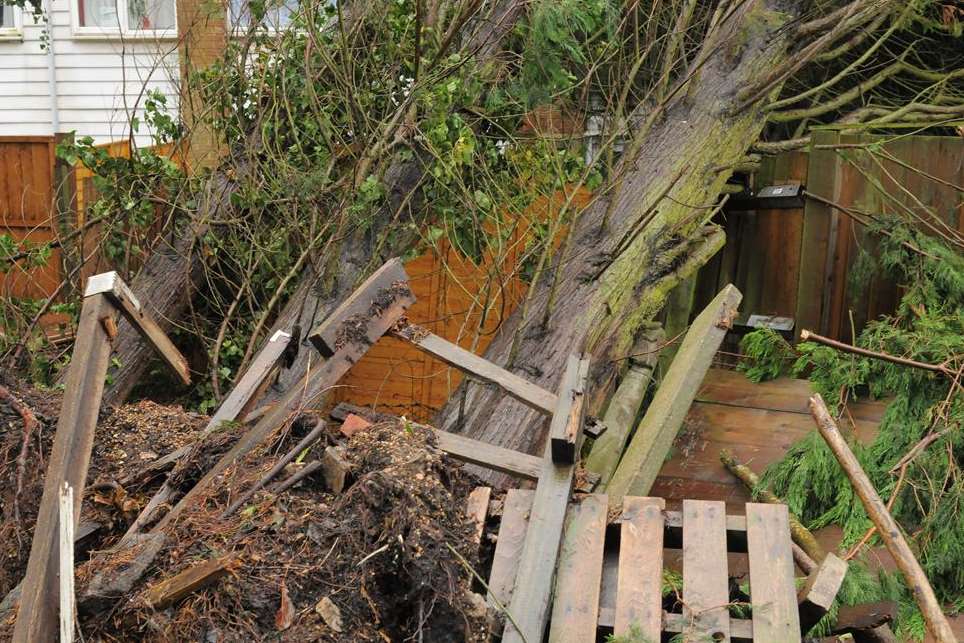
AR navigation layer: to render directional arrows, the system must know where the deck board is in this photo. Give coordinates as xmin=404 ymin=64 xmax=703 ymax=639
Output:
xmin=548 ymin=494 xmax=608 ymax=642
xmin=614 ymin=497 xmax=664 ymax=640
xmin=746 ymin=503 xmax=801 ymax=641
xmin=683 ymin=499 xmax=731 ymax=642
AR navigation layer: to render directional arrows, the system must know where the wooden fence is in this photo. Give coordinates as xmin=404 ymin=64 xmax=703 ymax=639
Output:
xmin=694 ymin=132 xmax=964 ymax=342
xmin=0 ymin=136 xmax=65 ymax=300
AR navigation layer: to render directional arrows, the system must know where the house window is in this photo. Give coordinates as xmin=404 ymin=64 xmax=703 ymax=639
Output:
xmin=229 ymin=0 xmax=301 ymax=31
xmin=74 ymin=0 xmax=176 ymax=36
xmin=0 ymin=4 xmax=23 ymax=39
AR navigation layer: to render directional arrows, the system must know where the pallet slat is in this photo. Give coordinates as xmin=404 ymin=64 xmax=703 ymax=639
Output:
xmin=615 ymin=496 xmax=664 ymax=640
xmin=746 ymin=503 xmax=801 ymax=641
xmin=548 ymin=494 xmax=608 ymax=642
xmin=683 ymin=499 xmax=731 ymax=642
xmin=487 ymin=489 xmax=534 ymax=612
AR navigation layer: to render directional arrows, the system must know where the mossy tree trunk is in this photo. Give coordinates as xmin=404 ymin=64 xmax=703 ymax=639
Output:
xmin=435 ymin=0 xmax=803 ymax=483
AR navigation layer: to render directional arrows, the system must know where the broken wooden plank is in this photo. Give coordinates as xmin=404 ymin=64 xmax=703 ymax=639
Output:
xmin=59 ymin=484 xmax=75 ymax=643
xmin=502 ymin=353 xmax=588 ymax=643
xmin=487 ymin=489 xmax=534 ymax=614
xmin=144 ymin=556 xmax=234 ymax=609
xmin=746 ymin=503 xmax=801 ymax=641
xmin=321 ymin=446 xmax=351 ymax=493
xmin=432 ymin=429 xmax=542 ymax=481
xmin=585 ymin=325 xmax=662 ymax=486
xmin=811 ymin=394 xmax=956 ymax=643
xmin=392 ymin=323 xmax=558 ymax=414
xmin=607 ymin=284 xmax=742 ymax=501
xmin=614 ymin=496 xmax=664 ymax=640
xmin=308 ymin=257 xmax=414 ymax=357
xmin=682 ymin=499 xmax=731 ymax=643
xmin=465 ymin=487 xmax=491 ymax=545
xmin=85 ymin=271 xmax=191 ymax=386
xmin=13 ymin=291 xmax=116 ymax=643
xmin=549 ymin=358 xmax=590 ymax=464
xmin=548 ymin=493 xmax=607 ymax=643
xmin=799 ymin=552 xmax=848 ymax=634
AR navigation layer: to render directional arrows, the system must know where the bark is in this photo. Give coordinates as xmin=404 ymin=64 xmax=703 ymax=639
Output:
xmin=98 ymin=0 xmax=526 ymax=406
xmin=435 ymin=0 xmax=807 ymax=485
xmin=100 ymin=173 xmax=236 ymax=405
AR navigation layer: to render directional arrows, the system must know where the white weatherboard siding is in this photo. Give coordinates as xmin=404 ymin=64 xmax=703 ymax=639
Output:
xmin=0 ymin=0 xmax=179 ymax=146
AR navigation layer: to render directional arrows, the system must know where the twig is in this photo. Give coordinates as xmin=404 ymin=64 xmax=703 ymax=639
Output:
xmin=0 ymin=384 xmax=41 ymax=528
xmin=800 ymin=329 xmax=955 ymax=378
xmin=221 ymin=420 xmax=328 ymax=518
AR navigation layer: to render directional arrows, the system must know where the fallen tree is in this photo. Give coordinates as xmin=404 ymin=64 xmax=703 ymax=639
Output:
xmin=7 ymin=0 xmax=961 ymax=448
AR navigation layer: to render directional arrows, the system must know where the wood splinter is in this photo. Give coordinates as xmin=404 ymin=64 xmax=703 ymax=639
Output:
xmin=144 ymin=556 xmax=236 ymax=609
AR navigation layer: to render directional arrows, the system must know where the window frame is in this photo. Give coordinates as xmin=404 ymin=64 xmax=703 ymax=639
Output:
xmin=70 ymin=0 xmax=178 ymax=40
xmin=228 ymin=0 xmax=310 ymax=35
xmin=0 ymin=4 xmax=24 ymax=41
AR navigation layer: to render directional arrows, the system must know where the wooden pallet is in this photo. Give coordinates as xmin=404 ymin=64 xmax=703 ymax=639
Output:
xmin=490 ymin=495 xmax=807 ymax=642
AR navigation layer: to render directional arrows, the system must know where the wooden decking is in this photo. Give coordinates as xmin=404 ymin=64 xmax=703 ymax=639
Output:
xmin=650 ymin=368 xmax=887 ymax=506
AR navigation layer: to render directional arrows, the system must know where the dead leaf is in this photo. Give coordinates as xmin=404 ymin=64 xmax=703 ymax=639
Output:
xmin=275 ymin=580 xmax=294 ymax=631
xmin=314 ymin=596 xmax=343 ymax=633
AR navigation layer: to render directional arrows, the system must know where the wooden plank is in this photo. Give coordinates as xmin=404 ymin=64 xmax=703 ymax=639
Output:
xmin=746 ymin=503 xmax=801 ymax=641
xmin=607 ymin=285 xmax=742 ymax=500
xmin=614 ymin=496 xmax=664 ymax=640
xmin=85 ymin=271 xmax=191 ymax=386
xmin=549 ymin=494 xmax=607 ymax=643
xmin=487 ymin=489 xmax=534 ymax=612
xmin=433 ymin=429 xmax=542 ymax=481
xmin=502 ymin=354 xmax=587 ymax=643
xmin=59 ymin=484 xmax=75 ymax=643
xmin=550 ymin=357 xmax=590 ymax=463
xmin=308 ymin=257 xmax=413 ymax=357
xmin=143 ymin=556 xmax=234 ymax=609
xmin=799 ymin=553 xmax=848 ymax=634
xmin=465 ymin=487 xmax=491 ymax=545
xmin=392 ymin=324 xmax=558 ymax=415
xmin=13 ymin=293 xmax=115 ymax=643
xmin=794 ymin=129 xmax=837 ymax=340
xmin=682 ymin=499 xmax=731 ymax=643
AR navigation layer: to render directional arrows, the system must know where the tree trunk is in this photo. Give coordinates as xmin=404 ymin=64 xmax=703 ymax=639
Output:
xmin=100 ymin=173 xmax=235 ymax=405
xmin=435 ymin=0 xmax=805 ymax=485
xmin=98 ymin=1 xmax=526 ymax=406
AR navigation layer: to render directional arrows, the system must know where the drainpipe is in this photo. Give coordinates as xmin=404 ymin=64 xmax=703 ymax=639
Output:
xmin=44 ymin=0 xmax=59 ymax=134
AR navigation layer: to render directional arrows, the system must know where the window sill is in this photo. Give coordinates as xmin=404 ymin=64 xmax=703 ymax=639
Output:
xmin=0 ymin=29 xmax=23 ymax=41
xmin=70 ymin=28 xmax=178 ymax=41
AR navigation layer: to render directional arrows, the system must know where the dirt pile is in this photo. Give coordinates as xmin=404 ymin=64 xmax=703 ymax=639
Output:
xmin=1 ymin=381 xmax=486 ymax=642
xmin=78 ymin=421 xmax=485 ymax=641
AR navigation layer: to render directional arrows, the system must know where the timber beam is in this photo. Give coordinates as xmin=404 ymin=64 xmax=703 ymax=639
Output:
xmin=391 ymin=323 xmax=558 ymax=414
xmin=502 ymin=354 xmax=589 ymax=643
xmin=605 ymin=284 xmax=742 ymax=500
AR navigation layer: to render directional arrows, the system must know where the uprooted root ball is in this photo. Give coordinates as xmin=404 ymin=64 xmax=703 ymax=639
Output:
xmin=80 ymin=421 xmax=487 ymax=641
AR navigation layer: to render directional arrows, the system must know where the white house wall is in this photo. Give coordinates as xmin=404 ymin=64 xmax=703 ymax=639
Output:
xmin=0 ymin=0 xmax=179 ymax=146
